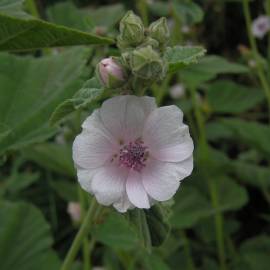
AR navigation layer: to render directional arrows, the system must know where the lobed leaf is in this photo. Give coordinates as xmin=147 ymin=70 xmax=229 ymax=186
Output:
xmin=0 ymin=201 xmax=60 ymax=270
xmin=0 ymin=48 xmax=88 ymax=155
xmin=165 ymin=45 xmax=206 ymax=73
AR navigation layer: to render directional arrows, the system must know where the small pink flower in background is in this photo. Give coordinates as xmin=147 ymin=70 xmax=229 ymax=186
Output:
xmin=181 ymin=25 xmax=190 ymax=34
xmin=170 ymin=84 xmax=186 ymax=99
xmin=251 ymin=15 xmax=270 ymax=39
xmin=73 ymin=96 xmax=194 ymax=212
xmin=67 ymin=202 xmax=81 ymax=222
xmin=98 ymin=57 xmax=125 ymax=88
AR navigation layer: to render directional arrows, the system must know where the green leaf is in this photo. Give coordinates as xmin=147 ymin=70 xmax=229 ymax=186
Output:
xmin=195 ymin=218 xmax=240 ymax=243
xmin=0 ymin=0 xmax=25 ymax=16
xmin=126 ymin=205 xmax=170 ymax=249
xmin=239 ymin=235 xmax=270 ymax=270
xmin=165 ymin=46 xmax=206 ymax=73
xmin=93 ymin=212 xmax=139 ymax=250
xmin=181 ymin=55 xmax=249 ymax=86
xmin=221 ymin=118 xmax=270 ymax=158
xmin=22 ymin=143 xmax=75 ymax=177
xmin=207 ymin=80 xmax=264 ymax=113
xmin=126 ymin=209 xmax=152 ymax=251
xmin=143 ymin=253 xmax=171 ymax=270
xmin=172 ymin=1 xmax=204 ymax=24
xmin=231 ymin=161 xmax=270 ymax=188
xmin=49 ymin=77 xmax=104 ymax=125
xmin=0 ymin=48 xmax=87 ymax=155
xmin=4 ymin=171 xmax=40 ymax=194
xmin=206 ymin=121 xmax=234 ymax=141
xmin=87 ymin=3 xmax=125 ymax=29
xmin=170 ymin=186 xmax=213 ymax=229
xmin=217 ymin=176 xmax=248 ymax=212
xmin=47 ymin=2 xmax=125 ymax=31
xmin=47 ymin=2 xmax=92 ymax=31
xmin=0 ymin=201 xmax=60 ymax=270
xmin=0 ymin=0 xmax=113 ymax=52
xmin=144 ymin=204 xmax=170 ymax=247
xmin=50 ymin=180 xmax=77 ymax=201
xmin=170 ymin=176 xmax=248 ymax=229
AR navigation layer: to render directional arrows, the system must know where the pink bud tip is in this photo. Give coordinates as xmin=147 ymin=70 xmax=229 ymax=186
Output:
xmin=98 ymin=57 xmax=125 ymax=87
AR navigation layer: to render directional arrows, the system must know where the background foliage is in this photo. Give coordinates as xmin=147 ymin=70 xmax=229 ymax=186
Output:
xmin=0 ymin=0 xmax=270 ymax=270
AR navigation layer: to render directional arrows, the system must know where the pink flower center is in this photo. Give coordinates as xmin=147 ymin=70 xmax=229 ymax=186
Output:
xmin=119 ymin=140 xmax=148 ymax=172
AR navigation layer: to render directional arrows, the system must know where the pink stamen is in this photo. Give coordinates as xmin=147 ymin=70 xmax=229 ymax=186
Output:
xmin=119 ymin=140 xmax=148 ymax=172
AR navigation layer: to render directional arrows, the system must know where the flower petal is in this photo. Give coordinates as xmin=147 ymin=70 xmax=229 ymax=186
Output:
xmin=143 ymin=105 xmax=194 ymax=162
xmin=77 ymin=168 xmax=99 ymax=194
xmin=91 ymin=165 xmax=128 ymax=206
xmin=73 ymin=131 xmax=116 ymax=169
xmin=82 ymin=109 xmax=117 ymax=146
xmin=100 ymin=95 xmax=157 ymax=142
xmin=126 ymin=170 xmax=150 ymax=209
xmin=73 ymin=110 xmax=118 ymax=170
xmin=142 ymin=157 xmax=193 ymax=201
xmin=113 ymin=193 xmax=134 ymax=213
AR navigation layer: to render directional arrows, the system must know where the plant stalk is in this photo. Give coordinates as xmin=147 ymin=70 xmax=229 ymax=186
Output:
xmin=61 ymin=198 xmax=98 ymax=270
xmin=242 ymin=0 xmax=270 ymax=120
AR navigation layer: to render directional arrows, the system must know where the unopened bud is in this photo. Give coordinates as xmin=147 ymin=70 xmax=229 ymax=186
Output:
xmin=118 ymin=11 xmax=145 ymax=47
xmin=67 ymin=202 xmax=81 ymax=222
xmin=130 ymin=46 xmax=166 ymax=80
xmin=149 ymin=17 xmax=170 ymax=45
xmin=170 ymin=84 xmax=185 ymax=99
xmin=97 ymin=57 xmax=125 ymax=88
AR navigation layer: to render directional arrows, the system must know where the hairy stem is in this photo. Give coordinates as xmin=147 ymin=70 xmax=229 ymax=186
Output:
xmin=61 ymin=198 xmax=98 ymax=270
xmin=78 ymin=187 xmax=90 ymax=270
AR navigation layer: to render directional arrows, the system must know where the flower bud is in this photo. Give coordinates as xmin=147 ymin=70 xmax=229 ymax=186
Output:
xmin=149 ymin=17 xmax=170 ymax=45
xmin=130 ymin=46 xmax=166 ymax=80
xmin=67 ymin=202 xmax=81 ymax=222
xmin=97 ymin=57 xmax=125 ymax=88
xmin=170 ymin=84 xmax=185 ymax=99
xmin=118 ymin=11 xmax=145 ymax=47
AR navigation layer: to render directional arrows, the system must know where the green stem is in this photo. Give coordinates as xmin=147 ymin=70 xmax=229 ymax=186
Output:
xmin=189 ymin=86 xmax=226 ymax=270
xmin=82 ymin=239 xmax=90 ymax=270
xmin=242 ymin=0 xmax=270 ymax=120
xmin=78 ymin=187 xmax=90 ymax=270
xmin=180 ymin=231 xmax=196 ymax=270
xmin=25 ymin=0 xmax=39 ymax=18
xmin=136 ymin=0 xmax=148 ymax=25
xmin=207 ymin=179 xmax=226 ymax=270
xmin=61 ymin=198 xmax=98 ymax=270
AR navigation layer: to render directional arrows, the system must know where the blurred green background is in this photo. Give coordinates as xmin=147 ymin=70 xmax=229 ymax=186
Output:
xmin=0 ymin=0 xmax=270 ymax=270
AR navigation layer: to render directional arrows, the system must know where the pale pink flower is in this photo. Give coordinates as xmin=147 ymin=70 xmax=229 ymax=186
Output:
xmin=72 ymin=96 xmax=193 ymax=212
xmin=67 ymin=202 xmax=81 ymax=222
xmin=251 ymin=15 xmax=270 ymax=39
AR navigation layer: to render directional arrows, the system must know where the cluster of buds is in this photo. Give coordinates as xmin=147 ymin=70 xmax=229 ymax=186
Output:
xmin=96 ymin=11 xmax=170 ymax=92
